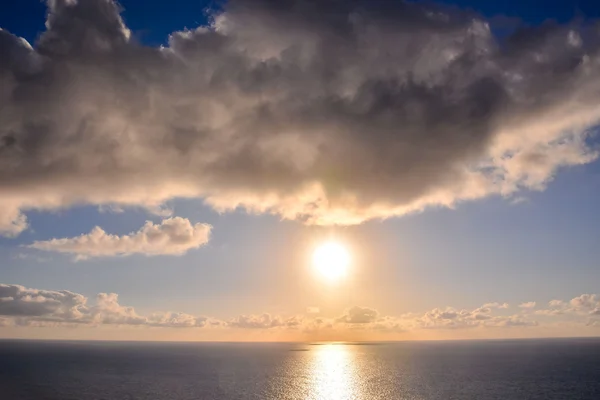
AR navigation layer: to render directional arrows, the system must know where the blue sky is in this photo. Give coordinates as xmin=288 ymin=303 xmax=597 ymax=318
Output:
xmin=2 ymin=0 xmax=600 ymax=341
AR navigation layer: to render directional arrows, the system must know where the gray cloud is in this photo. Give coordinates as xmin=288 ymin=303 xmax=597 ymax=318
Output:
xmin=0 ymin=284 xmax=209 ymax=328
xmin=337 ymin=306 xmax=379 ymax=324
xmin=0 ymin=0 xmax=599 ymax=234
xmin=0 ymin=283 xmax=87 ymax=320
xmin=27 ymin=217 xmax=211 ymax=259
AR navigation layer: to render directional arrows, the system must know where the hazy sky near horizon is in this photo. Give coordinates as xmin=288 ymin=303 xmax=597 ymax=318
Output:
xmin=1 ymin=0 xmax=600 ymax=341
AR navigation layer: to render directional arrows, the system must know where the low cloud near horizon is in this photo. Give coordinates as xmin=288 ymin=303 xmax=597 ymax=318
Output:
xmin=1 ymin=283 xmax=599 ymax=336
xmin=1 ymin=0 xmax=600 ymax=236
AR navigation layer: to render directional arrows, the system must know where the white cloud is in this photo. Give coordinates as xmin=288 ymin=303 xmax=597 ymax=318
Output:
xmin=0 ymin=0 xmax=600 ymax=235
xmin=1 ymin=283 xmax=597 ymax=333
xmin=535 ymin=295 xmax=600 ymax=323
xmin=148 ymin=312 xmax=208 ymax=328
xmin=402 ymin=303 xmax=538 ymax=330
xmin=88 ymin=293 xmax=147 ymax=326
xmin=483 ymin=302 xmax=510 ymax=309
xmin=491 ymin=316 xmax=539 ymax=328
xmin=570 ymin=294 xmax=600 ymax=311
xmin=519 ymin=301 xmax=536 ymax=309
xmin=227 ymin=313 xmax=303 ymax=329
xmin=0 ymin=206 xmax=28 ymax=238
xmin=27 ymin=217 xmax=211 ymax=259
xmin=289 ymin=303 xmax=535 ymax=333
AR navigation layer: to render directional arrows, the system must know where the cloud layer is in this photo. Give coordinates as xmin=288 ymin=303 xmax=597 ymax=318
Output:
xmin=1 ymin=0 xmax=600 ymax=235
xmin=0 ymin=284 xmax=209 ymax=328
xmin=28 ymin=217 xmax=211 ymax=259
xmin=1 ymin=283 xmax=599 ymax=334
xmin=535 ymin=294 xmax=600 ymax=322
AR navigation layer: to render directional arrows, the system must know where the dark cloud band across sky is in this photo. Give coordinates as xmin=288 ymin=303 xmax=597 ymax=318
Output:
xmin=1 ymin=0 xmax=600 ymax=236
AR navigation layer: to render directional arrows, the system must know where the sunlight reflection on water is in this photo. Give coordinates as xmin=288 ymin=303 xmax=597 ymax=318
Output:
xmin=3 ymin=341 xmax=598 ymax=399
xmin=309 ymin=344 xmax=360 ymax=400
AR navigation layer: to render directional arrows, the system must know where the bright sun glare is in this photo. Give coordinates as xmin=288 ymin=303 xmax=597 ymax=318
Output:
xmin=312 ymin=242 xmax=351 ymax=282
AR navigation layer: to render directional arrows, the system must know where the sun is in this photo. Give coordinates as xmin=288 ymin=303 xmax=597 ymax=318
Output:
xmin=312 ymin=242 xmax=351 ymax=282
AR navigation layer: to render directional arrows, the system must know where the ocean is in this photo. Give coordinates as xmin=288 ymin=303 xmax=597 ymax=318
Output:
xmin=0 ymin=338 xmax=599 ymax=399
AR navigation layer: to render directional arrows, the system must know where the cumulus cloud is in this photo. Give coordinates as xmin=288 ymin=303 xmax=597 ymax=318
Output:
xmin=88 ymin=293 xmax=147 ymax=326
xmin=569 ymin=295 xmax=600 ymax=325
xmin=0 ymin=284 xmax=210 ymax=328
xmin=483 ymin=302 xmax=510 ymax=309
xmin=3 ymin=283 xmax=598 ymax=332
xmin=569 ymin=294 xmax=600 ymax=311
xmin=549 ymin=300 xmax=566 ymax=307
xmin=228 ymin=313 xmax=303 ymax=329
xmin=0 ymin=283 xmax=86 ymax=321
xmin=27 ymin=217 xmax=211 ymax=259
xmin=333 ymin=307 xmax=406 ymax=332
xmin=316 ymin=303 xmax=537 ymax=332
xmin=148 ymin=312 xmax=209 ymax=328
xmin=406 ymin=303 xmax=539 ymax=330
xmin=289 ymin=303 xmax=536 ymax=333
xmin=519 ymin=301 xmax=536 ymax=309
xmin=535 ymin=295 xmax=600 ymax=321
xmin=337 ymin=306 xmax=379 ymax=324
xmin=493 ymin=316 xmax=539 ymax=328
xmin=1 ymin=0 xmax=600 ymax=235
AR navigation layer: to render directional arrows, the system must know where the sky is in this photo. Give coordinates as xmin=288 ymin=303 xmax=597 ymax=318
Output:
xmin=1 ymin=0 xmax=600 ymax=341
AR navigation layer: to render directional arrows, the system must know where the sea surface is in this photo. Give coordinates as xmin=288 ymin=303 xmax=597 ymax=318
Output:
xmin=1 ymin=338 xmax=599 ymax=399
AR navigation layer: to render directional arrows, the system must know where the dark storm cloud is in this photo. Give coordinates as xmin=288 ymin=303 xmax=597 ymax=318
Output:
xmin=1 ymin=0 xmax=600 ymax=235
